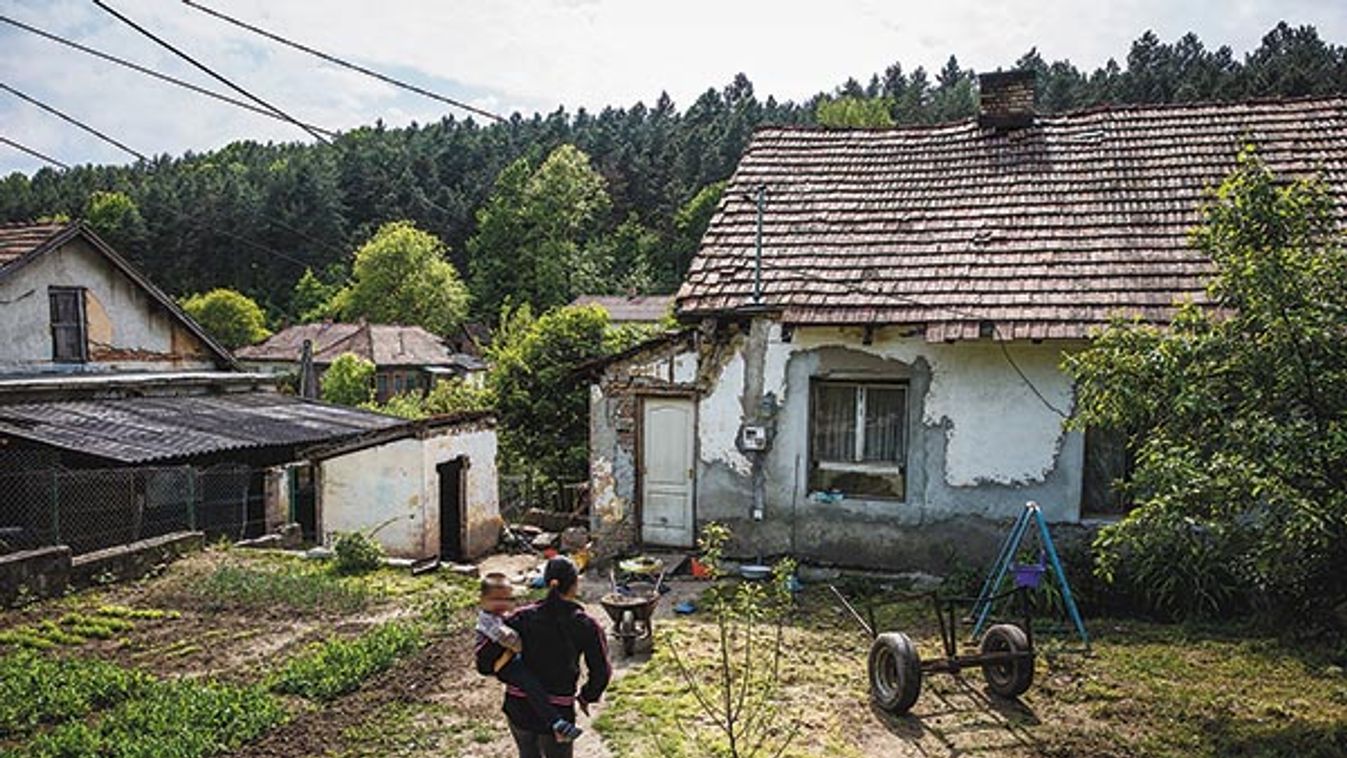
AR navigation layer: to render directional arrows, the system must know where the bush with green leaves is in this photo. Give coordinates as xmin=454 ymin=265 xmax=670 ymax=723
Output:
xmin=321 ymin=352 xmax=375 ymax=407
xmin=1065 ymin=148 xmax=1347 ymax=621
xmin=18 ymin=678 xmax=285 ymax=758
xmin=269 ymin=621 xmax=423 ymax=702
xmin=0 ymin=651 xmax=154 ymax=738
xmin=179 ymin=288 xmax=271 ymax=349
xmin=332 ymin=531 xmax=385 ymax=575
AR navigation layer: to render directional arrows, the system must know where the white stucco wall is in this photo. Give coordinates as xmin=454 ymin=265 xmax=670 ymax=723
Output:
xmin=0 ymin=237 xmax=217 ymax=373
xmin=318 ymin=424 xmax=500 ymax=559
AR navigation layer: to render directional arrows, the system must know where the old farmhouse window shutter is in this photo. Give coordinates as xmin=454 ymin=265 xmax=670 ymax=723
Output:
xmin=810 ymin=380 xmax=907 ymax=500
xmin=49 ymin=287 xmax=88 ymax=363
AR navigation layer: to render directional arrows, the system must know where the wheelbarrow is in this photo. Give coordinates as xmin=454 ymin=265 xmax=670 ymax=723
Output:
xmin=829 ymin=584 xmax=1036 ymax=715
xmin=600 ymin=568 xmax=665 ymax=657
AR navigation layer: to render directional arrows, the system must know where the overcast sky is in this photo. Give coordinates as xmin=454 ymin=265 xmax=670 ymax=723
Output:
xmin=2 ymin=0 xmax=1345 ymax=175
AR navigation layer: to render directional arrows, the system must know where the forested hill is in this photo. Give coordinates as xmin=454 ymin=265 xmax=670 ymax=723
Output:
xmin=2 ymin=22 xmax=1345 ymax=325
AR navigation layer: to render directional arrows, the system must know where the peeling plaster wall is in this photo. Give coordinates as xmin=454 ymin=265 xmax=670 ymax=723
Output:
xmin=0 ymin=238 xmax=216 ymax=373
xmin=420 ymin=425 xmax=500 ymax=560
xmin=318 ymin=425 xmax=500 ymax=560
xmin=695 ymin=321 xmax=1086 ymax=570
xmin=320 ymin=437 xmax=427 ymax=558
xmin=588 ymin=336 xmax=699 ymax=553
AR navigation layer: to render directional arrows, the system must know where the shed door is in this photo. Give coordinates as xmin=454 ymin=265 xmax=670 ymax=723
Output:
xmin=641 ymin=397 xmax=695 ymax=547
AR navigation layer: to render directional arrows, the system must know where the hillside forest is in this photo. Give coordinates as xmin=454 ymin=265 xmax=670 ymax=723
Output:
xmin=2 ymin=23 xmax=1345 ymax=331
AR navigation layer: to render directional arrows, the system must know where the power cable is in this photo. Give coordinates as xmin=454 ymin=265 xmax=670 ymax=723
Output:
xmin=0 ymin=82 xmax=349 ymax=266
xmin=0 ymin=135 xmax=70 ymax=170
xmin=0 ymin=14 xmax=336 ymax=138
xmin=0 ymin=81 xmax=148 ymax=162
xmin=92 ymin=0 xmax=330 ymax=144
xmin=182 ymin=0 xmax=507 ymax=123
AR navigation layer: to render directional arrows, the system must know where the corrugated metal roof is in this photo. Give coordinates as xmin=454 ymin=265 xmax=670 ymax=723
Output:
xmin=677 ymin=97 xmax=1347 ymax=340
xmin=0 ymin=392 xmax=404 ymax=463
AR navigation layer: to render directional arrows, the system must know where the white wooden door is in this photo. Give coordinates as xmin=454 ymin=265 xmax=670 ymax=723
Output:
xmin=641 ymin=397 xmax=695 ymax=547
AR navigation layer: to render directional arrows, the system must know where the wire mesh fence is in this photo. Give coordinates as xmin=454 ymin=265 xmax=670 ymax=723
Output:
xmin=0 ymin=464 xmax=266 ymax=556
xmin=497 ymin=474 xmax=589 ymax=525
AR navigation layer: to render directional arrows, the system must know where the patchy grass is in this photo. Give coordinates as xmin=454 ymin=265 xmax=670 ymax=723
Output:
xmin=0 ymin=651 xmax=154 ymax=739
xmin=14 ymin=678 xmax=286 ymax=758
xmin=331 ymin=701 xmax=494 ymax=758
xmin=597 ymin=588 xmax=1347 ymax=758
xmin=188 ymin=563 xmax=372 ymax=614
xmin=269 ymin=621 xmax=426 ymax=702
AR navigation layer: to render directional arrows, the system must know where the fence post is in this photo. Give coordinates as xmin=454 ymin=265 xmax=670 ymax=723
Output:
xmin=187 ymin=468 xmax=197 ymax=531
xmin=49 ymin=469 xmax=60 ymax=545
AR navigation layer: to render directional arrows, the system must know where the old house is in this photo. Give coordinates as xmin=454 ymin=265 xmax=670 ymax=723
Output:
xmin=588 ymin=74 xmax=1347 ymax=570
xmin=236 ymin=322 xmax=486 ymax=402
xmin=0 ymin=222 xmax=500 ymax=562
xmin=0 ymin=220 xmax=236 ymax=374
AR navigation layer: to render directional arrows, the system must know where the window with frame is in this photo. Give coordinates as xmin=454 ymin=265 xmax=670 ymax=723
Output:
xmin=810 ymin=380 xmax=907 ymax=500
xmin=48 ymin=287 xmax=87 ymax=363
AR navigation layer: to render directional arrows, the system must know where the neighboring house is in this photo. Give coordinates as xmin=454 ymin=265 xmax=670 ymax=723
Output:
xmin=0 ymin=221 xmax=236 ymax=374
xmin=236 ymin=322 xmax=486 ymax=402
xmin=588 ymin=73 xmax=1347 ymax=571
xmin=570 ymin=294 xmax=674 ymax=326
xmin=0 ymin=222 xmax=500 ymax=562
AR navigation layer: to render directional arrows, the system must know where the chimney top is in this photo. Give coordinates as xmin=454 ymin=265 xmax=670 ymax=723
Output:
xmin=978 ymin=70 xmax=1037 ymax=130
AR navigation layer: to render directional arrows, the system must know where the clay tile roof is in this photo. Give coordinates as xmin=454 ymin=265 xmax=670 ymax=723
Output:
xmin=236 ymin=322 xmax=459 ymax=367
xmin=569 ymin=294 xmax=674 ymax=322
xmin=676 ymin=97 xmax=1347 ymax=340
xmin=0 ymin=221 xmax=70 ymax=270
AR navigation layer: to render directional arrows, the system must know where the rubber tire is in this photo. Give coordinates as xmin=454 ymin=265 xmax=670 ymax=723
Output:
xmin=980 ymin=623 xmax=1034 ymax=698
xmin=620 ymin=610 xmax=636 ymax=657
xmin=868 ymin=632 xmax=922 ymax=714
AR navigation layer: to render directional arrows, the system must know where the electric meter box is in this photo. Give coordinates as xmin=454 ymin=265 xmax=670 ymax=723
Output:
xmin=739 ymin=424 xmax=771 ymax=452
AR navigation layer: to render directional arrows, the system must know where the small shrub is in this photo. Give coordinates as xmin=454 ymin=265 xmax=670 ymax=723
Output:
xmin=18 ymin=679 xmax=285 ymax=758
xmin=0 ymin=651 xmax=154 ymax=738
xmin=269 ymin=621 xmax=424 ymax=702
xmin=333 ymin=532 xmax=385 ymax=575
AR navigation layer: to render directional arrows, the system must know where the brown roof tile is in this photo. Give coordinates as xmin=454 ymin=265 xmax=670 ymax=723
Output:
xmin=569 ymin=294 xmax=674 ymax=322
xmin=0 ymin=221 xmax=69 ymax=270
xmin=235 ymin=322 xmax=461 ymax=367
xmin=676 ymin=98 xmax=1347 ymax=340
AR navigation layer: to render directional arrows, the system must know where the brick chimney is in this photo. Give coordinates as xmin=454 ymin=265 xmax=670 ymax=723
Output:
xmin=978 ymin=70 xmax=1037 ymax=130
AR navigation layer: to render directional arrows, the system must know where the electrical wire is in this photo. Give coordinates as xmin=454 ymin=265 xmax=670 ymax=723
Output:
xmin=0 ymin=81 xmax=148 ymax=162
xmin=0 ymin=14 xmax=336 ymax=138
xmin=0 ymin=135 xmax=70 ymax=170
xmin=92 ymin=0 xmax=330 ymax=145
xmin=182 ymin=0 xmax=507 ymax=123
xmin=0 ymin=82 xmax=351 ymax=267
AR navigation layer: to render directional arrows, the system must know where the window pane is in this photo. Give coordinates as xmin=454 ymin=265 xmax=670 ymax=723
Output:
xmin=813 ymin=384 xmax=856 ymax=462
xmin=863 ymin=387 xmax=905 ymax=462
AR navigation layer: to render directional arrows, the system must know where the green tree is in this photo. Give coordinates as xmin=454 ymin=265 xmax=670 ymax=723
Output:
xmin=487 ymin=304 xmax=616 ymax=487
xmin=291 ymin=267 xmax=341 ymax=323
xmin=336 ymin=221 xmax=470 ymax=336
xmin=468 ymin=145 xmax=612 ymax=318
xmin=84 ymin=190 xmax=148 ymax=261
xmin=1065 ymin=149 xmax=1347 ymax=620
xmin=179 ymin=288 xmax=271 ymax=349
xmin=815 ymin=96 xmax=896 ymax=128
xmin=321 ymin=353 xmax=375 ymax=407
xmin=362 ymin=377 xmax=495 ymax=420
xmin=670 ymin=180 xmax=726 ymax=285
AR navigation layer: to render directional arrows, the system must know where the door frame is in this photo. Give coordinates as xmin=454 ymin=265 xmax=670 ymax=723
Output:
xmin=437 ymin=456 xmax=469 ymax=561
xmin=635 ymin=391 xmax=698 ymax=548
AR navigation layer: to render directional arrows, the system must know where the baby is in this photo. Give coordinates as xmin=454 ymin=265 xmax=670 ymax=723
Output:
xmin=475 ymin=572 xmax=583 ymax=743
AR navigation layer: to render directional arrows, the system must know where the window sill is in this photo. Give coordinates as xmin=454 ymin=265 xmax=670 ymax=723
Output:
xmin=815 ymin=461 xmax=905 ymax=475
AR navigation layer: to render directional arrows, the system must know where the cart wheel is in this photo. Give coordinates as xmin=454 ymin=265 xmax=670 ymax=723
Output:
xmin=868 ymin=632 xmax=922 ymax=714
xmin=620 ymin=610 xmax=636 ymax=657
xmin=980 ymin=623 xmax=1034 ymax=698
